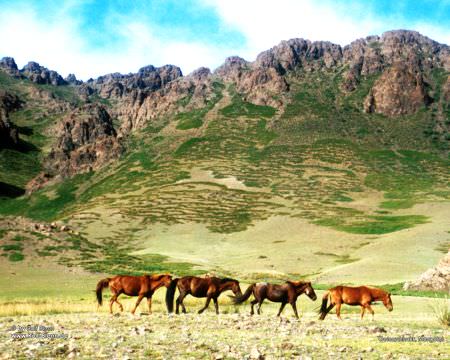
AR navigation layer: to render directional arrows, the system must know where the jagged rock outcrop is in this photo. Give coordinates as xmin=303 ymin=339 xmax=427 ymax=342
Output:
xmin=20 ymin=61 xmax=67 ymax=86
xmin=363 ymin=62 xmax=430 ymax=116
xmin=0 ymin=90 xmax=21 ymax=147
xmin=87 ymin=64 xmax=182 ymax=100
xmin=118 ymin=68 xmax=216 ymax=132
xmin=40 ymin=104 xmax=121 ymax=181
xmin=0 ymin=57 xmax=20 ymax=76
xmin=65 ymin=73 xmax=82 ymax=85
xmin=404 ymin=251 xmax=450 ymax=293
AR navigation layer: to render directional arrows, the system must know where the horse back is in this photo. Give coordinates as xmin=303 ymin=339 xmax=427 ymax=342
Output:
xmin=110 ymin=275 xmax=148 ymax=296
xmin=178 ymin=276 xmax=209 ymax=297
xmin=338 ymin=286 xmax=373 ymax=305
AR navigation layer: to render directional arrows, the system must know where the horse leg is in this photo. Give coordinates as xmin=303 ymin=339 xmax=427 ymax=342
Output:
xmin=176 ymin=292 xmax=187 ymax=314
xmin=366 ymin=304 xmax=375 ymax=320
xmin=109 ymin=293 xmax=118 ymax=314
xmin=335 ymin=303 xmax=342 ymax=320
xmin=115 ymin=295 xmax=124 ymax=312
xmin=277 ymin=302 xmax=287 ymax=317
xmin=213 ymin=297 xmax=219 ymax=315
xmin=131 ymin=294 xmax=145 ymax=314
xmin=257 ymin=299 xmax=264 ymax=315
xmin=250 ymin=299 xmax=258 ymax=315
xmin=290 ymin=301 xmax=299 ymax=319
xmin=147 ymin=297 xmax=152 ymax=314
xmin=198 ymin=296 xmax=212 ymax=314
xmin=360 ymin=305 xmax=365 ymax=320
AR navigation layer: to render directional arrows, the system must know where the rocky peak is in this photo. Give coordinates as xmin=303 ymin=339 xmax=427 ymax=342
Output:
xmin=88 ymin=64 xmax=183 ymax=100
xmin=0 ymin=57 xmax=19 ymax=76
xmin=20 ymin=61 xmax=67 ymax=86
xmin=255 ymin=38 xmax=342 ymax=75
xmin=189 ymin=67 xmax=211 ymax=81
xmin=65 ymin=73 xmax=82 ymax=85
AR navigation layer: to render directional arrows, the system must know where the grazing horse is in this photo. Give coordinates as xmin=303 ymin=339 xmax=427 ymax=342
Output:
xmin=232 ymin=281 xmax=317 ymax=318
xmin=165 ymin=276 xmax=242 ymax=314
xmin=319 ymin=285 xmax=393 ymax=320
xmin=96 ymin=274 xmax=172 ymax=314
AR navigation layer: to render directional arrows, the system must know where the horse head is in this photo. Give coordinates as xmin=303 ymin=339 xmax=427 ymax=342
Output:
xmin=303 ymin=282 xmax=318 ymax=301
xmin=221 ymin=278 xmax=242 ymax=297
xmin=383 ymin=292 xmax=393 ymax=312
xmin=231 ymin=280 xmax=243 ymax=297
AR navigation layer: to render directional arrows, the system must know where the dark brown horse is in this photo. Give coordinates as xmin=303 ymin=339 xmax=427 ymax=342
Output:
xmin=232 ymin=281 xmax=317 ymax=318
xmin=165 ymin=276 xmax=242 ymax=314
xmin=96 ymin=274 xmax=172 ymax=314
xmin=319 ymin=285 xmax=393 ymax=320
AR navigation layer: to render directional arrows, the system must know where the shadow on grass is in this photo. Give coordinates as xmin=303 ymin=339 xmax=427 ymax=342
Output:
xmin=0 ymin=181 xmax=25 ymax=198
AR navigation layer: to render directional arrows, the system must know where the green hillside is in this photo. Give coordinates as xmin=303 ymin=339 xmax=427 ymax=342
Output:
xmin=0 ymin=65 xmax=449 ymax=284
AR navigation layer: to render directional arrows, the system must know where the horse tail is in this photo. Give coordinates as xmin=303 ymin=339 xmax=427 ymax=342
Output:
xmin=319 ymin=290 xmax=330 ymax=320
xmin=232 ymin=284 xmax=255 ymax=304
xmin=96 ymin=278 xmax=111 ymax=306
xmin=165 ymin=278 xmax=179 ymax=313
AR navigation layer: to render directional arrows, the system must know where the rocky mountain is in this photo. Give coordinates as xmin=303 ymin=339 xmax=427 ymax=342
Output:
xmin=0 ymin=29 xmax=449 ymax=194
xmin=0 ymin=29 xmax=449 ymax=284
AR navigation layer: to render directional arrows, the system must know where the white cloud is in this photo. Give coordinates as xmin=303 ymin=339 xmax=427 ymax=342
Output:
xmin=203 ymin=0 xmax=450 ymax=61
xmin=0 ymin=1 xmax=448 ymax=81
xmin=0 ymin=8 xmax=232 ymax=80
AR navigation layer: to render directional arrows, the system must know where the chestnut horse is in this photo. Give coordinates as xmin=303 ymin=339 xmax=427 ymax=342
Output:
xmin=96 ymin=274 xmax=172 ymax=314
xmin=165 ymin=276 xmax=242 ymax=314
xmin=319 ymin=285 xmax=393 ymax=320
xmin=232 ymin=281 xmax=317 ymax=318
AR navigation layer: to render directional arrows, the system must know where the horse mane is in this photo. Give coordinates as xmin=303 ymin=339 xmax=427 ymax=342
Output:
xmin=368 ymin=286 xmax=388 ymax=299
xmin=286 ymin=280 xmax=308 ymax=287
xmin=151 ymin=274 xmax=168 ymax=280
xmin=220 ymin=277 xmax=237 ymax=283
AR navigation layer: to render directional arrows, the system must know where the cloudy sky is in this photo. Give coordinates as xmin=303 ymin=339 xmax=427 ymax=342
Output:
xmin=0 ymin=0 xmax=449 ymax=80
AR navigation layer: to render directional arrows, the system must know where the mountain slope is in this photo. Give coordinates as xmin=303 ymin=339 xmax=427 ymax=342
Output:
xmin=0 ymin=30 xmax=449 ymax=283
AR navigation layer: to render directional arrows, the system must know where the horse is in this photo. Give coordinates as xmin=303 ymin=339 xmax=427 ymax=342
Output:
xmin=165 ymin=276 xmax=242 ymax=314
xmin=319 ymin=285 xmax=393 ymax=320
xmin=232 ymin=281 xmax=317 ymax=318
xmin=96 ymin=274 xmax=173 ymax=314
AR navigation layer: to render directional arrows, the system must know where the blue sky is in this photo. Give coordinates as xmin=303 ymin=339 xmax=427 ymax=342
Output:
xmin=0 ymin=0 xmax=449 ymax=79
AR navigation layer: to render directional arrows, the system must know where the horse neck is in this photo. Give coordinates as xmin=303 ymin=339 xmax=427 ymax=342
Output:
xmin=369 ymin=288 xmax=386 ymax=301
xmin=149 ymin=277 xmax=165 ymax=291
xmin=297 ymin=283 xmax=308 ymax=295
xmin=219 ymin=281 xmax=233 ymax=292
xmin=292 ymin=282 xmax=307 ymax=294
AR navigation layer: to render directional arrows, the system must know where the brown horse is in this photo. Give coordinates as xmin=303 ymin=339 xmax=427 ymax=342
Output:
xmin=165 ymin=276 xmax=242 ymax=314
xmin=232 ymin=281 xmax=317 ymax=318
xmin=319 ymin=285 xmax=393 ymax=320
xmin=96 ymin=274 xmax=172 ymax=314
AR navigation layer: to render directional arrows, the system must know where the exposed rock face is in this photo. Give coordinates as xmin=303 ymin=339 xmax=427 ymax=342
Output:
xmin=255 ymin=39 xmax=342 ymax=73
xmin=404 ymin=251 xmax=450 ymax=293
xmin=0 ymin=90 xmax=21 ymax=147
xmin=20 ymin=61 xmax=67 ymax=86
xmin=87 ymin=64 xmax=183 ymax=100
xmin=65 ymin=73 xmax=82 ymax=85
xmin=43 ymin=104 xmax=122 ymax=179
xmin=0 ymin=57 xmax=19 ymax=76
xmin=215 ymin=56 xmax=288 ymax=107
xmin=118 ymin=68 xmax=216 ymax=132
xmin=363 ymin=62 xmax=430 ymax=116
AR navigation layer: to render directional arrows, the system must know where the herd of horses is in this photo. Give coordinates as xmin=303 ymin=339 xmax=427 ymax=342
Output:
xmin=96 ymin=274 xmax=393 ymax=320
